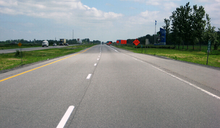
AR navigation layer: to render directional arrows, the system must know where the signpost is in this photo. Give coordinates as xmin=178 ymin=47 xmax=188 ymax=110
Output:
xmin=145 ymin=39 xmax=149 ymax=53
xmin=206 ymin=40 xmax=211 ymax=65
xmin=18 ymin=42 xmax=22 ymax=47
xmin=18 ymin=42 xmax=22 ymax=63
xmin=133 ymin=39 xmax=140 ymax=46
xmin=133 ymin=39 xmax=140 ymax=52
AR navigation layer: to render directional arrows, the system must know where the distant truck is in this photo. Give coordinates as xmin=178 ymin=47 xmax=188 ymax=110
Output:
xmin=42 ymin=40 xmax=49 ymax=47
xmin=106 ymin=41 xmax=112 ymax=45
xmin=59 ymin=39 xmax=66 ymax=45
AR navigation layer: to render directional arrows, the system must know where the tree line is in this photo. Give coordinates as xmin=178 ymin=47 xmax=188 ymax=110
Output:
xmin=0 ymin=39 xmax=78 ymax=45
xmin=165 ymin=2 xmax=220 ymax=50
xmin=126 ymin=2 xmax=220 ymax=51
xmin=0 ymin=38 xmax=101 ymax=47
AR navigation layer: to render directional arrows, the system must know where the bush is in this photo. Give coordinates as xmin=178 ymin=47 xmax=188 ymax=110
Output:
xmin=14 ymin=50 xmax=24 ymax=57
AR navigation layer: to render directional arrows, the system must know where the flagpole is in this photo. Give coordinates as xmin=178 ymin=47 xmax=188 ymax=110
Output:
xmin=154 ymin=20 xmax=157 ymax=44
xmin=155 ymin=20 xmax=157 ymax=34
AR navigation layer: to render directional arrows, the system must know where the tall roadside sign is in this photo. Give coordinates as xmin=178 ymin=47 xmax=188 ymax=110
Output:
xmin=133 ymin=39 xmax=140 ymax=46
xmin=160 ymin=28 xmax=166 ymax=45
xmin=133 ymin=39 xmax=140 ymax=52
xmin=18 ymin=42 xmax=22 ymax=47
xmin=206 ymin=40 xmax=211 ymax=65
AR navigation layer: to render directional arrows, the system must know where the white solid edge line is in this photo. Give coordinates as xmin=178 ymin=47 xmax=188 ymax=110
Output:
xmin=108 ymin=46 xmax=118 ymax=52
xmin=86 ymin=74 xmax=92 ymax=79
xmin=56 ymin=106 xmax=75 ymax=128
xmin=151 ymin=65 xmax=220 ymax=100
xmin=131 ymin=56 xmax=220 ymax=100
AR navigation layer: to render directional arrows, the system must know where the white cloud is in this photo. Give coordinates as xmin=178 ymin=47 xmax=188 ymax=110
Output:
xmin=0 ymin=0 xmax=123 ymax=21
xmin=163 ymin=2 xmax=179 ymax=11
xmin=123 ymin=10 xmax=160 ymax=31
xmin=1 ymin=0 xmax=219 ymax=41
xmin=204 ymin=0 xmax=220 ymax=27
xmin=0 ymin=0 xmax=18 ymax=6
xmin=0 ymin=0 xmax=125 ymax=41
xmin=146 ymin=0 xmax=160 ymax=6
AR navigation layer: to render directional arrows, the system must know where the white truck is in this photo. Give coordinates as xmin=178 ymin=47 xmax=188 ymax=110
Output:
xmin=42 ymin=40 xmax=49 ymax=47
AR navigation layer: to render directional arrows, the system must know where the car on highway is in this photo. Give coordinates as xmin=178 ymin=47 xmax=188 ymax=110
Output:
xmin=42 ymin=40 xmax=49 ymax=47
xmin=53 ymin=43 xmax=57 ymax=46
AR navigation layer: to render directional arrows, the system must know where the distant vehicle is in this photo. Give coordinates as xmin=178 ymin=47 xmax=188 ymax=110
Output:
xmin=42 ymin=40 xmax=49 ymax=47
xmin=53 ymin=43 xmax=57 ymax=46
xmin=60 ymin=39 xmax=66 ymax=45
xmin=64 ymin=43 xmax=69 ymax=46
xmin=106 ymin=41 xmax=112 ymax=45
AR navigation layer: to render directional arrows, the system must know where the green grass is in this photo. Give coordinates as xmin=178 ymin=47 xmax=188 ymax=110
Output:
xmin=0 ymin=44 xmax=42 ymax=50
xmin=114 ymin=45 xmax=220 ymax=68
xmin=0 ymin=44 xmax=95 ymax=71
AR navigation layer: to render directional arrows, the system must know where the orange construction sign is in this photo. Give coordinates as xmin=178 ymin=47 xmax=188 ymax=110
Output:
xmin=133 ymin=39 xmax=140 ymax=46
xmin=18 ymin=42 xmax=22 ymax=47
xmin=121 ymin=40 xmax=127 ymax=44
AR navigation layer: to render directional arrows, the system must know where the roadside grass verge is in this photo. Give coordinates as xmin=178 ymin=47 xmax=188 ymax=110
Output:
xmin=114 ymin=45 xmax=220 ymax=68
xmin=0 ymin=44 xmax=95 ymax=71
xmin=0 ymin=44 xmax=42 ymax=50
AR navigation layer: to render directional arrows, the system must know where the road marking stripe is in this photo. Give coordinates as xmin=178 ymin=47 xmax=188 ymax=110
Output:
xmin=86 ymin=74 xmax=92 ymax=79
xmin=151 ymin=65 xmax=220 ymax=100
xmin=131 ymin=56 xmax=220 ymax=100
xmin=56 ymin=106 xmax=75 ymax=128
xmin=0 ymin=47 xmax=92 ymax=83
xmin=108 ymin=46 xmax=118 ymax=52
xmin=94 ymin=63 xmax=97 ymax=66
xmin=97 ymin=58 xmax=100 ymax=61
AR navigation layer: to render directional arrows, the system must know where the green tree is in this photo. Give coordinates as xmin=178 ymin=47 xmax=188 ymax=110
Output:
xmin=170 ymin=7 xmax=181 ymax=49
xmin=169 ymin=2 xmax=210 ymax=50
xmin=170 ymin=2 xmax=192 ymax=50
xmin=191 ymin=5 xmax=206 ymax=50
xmin=163 ymin=18 xmax=170 ymax=45
xmin=204 ymin=14 xmax=219 ymax=50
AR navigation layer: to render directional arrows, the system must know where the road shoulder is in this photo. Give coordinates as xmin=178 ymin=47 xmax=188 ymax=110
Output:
xmin=113 ymin=46 xmax=220 ymax=97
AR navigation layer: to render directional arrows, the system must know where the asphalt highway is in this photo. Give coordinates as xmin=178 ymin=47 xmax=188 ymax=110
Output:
xmin=0 ymin=44 xmax=220 ymax=128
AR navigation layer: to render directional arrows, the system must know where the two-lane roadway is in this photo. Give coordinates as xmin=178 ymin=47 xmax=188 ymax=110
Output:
xmin=0 ymin=44 xmax=220 ymax=128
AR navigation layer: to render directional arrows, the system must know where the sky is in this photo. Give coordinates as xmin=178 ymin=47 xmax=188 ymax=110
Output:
xmin=0 ymin=0 xmax=219 ymax=42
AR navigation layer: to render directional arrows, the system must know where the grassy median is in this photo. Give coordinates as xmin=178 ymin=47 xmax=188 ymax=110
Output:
xmin=114 ymin=45 xmax=220 ymax=68
xmin=0 ymin=44 xmax=95 ymax=71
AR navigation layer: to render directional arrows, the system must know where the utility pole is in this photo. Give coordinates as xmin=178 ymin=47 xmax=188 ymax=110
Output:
xmin=154 ymin=20 xmax=157 ymax=44
xmin=155 ymin=20 xmax=157 ymax=34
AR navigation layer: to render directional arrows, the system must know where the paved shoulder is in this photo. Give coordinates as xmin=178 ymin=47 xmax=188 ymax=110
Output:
xmin=112 ymin=46 xmax=220 ymax=96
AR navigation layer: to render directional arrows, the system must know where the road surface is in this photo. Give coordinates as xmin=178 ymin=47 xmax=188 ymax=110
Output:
xmin=0 ymin=44 xmax=220 ymax=128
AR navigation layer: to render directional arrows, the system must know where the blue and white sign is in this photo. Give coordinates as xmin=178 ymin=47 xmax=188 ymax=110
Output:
xmin=160 ymin=28 xmax=166 ymax=45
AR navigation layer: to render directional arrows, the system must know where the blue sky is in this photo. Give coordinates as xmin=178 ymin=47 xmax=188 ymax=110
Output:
xmin=0 ymin=0 xmax=219 ymax=42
